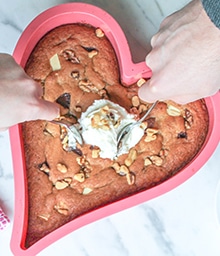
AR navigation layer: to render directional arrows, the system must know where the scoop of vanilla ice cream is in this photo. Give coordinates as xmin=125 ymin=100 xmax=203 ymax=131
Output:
xmin=77 ymin=99 xmax=144 ymax=159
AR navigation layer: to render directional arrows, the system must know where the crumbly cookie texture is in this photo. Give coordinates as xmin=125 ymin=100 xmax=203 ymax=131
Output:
xmin=23 ymin=24 xmax=209 ymax=247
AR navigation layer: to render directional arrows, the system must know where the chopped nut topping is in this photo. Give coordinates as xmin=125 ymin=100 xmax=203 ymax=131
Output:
xmin=126 ymin=172 xmax=135 ymax=185
xmin=74 ymin=173 xmax=85 ymax=182
xmin=57 ymin=163 xmax=68 ymax=173
xmin=64 ymin=177 xmax=72 ymax=184
xmin=98 ymin=89 xmax=108 ymax=99
xmin=91 ymin=114 xmax=101 ymax=127
xmin=139 ymin=104 xmax=147 ymax=113
xmin=76 ymin=156 xmax=91 ymax=173
xmin=102 ymin=124 xmax=110 ymax=130
xmin=82 ymin=187 xmax=93 ymax=195
xmin=167 ymin=104 xmax=181 ymax=116
xmin=56 ymin=208 xmax=69 ymax=215
xmin=132 ymin=95 xmax=140 ymax=107
xmin=150 ymin=155 xmax=163 ymax=166
xmin=90 ymin=107 xmax=114 ymax=130
xmin=78 ymin=79 xmax=98 ymax=93
xmin=62 ymin=143 xmax=69 ymax=152
xmin=185 ymin=121 xmax=192 ymax=129
xmin=60 ymin=127 xmax=70 ymax=151
xmin=39 ymin=162 xmax=50 ymax=174
xmin=71 ymin=70 xmax=80 ymax=79
xmin=88 ymin=50 xmax=98 ymax=58
xmin=144 ymin=158 xmax=152 ymax=166
xmin=44 ymin=122 xmax=60 ymax=137
xmin=60 ymin=126 xmax=68 ymax=141
xmin=144 ymin=128 xmax=158 ymax=142
xmin=92 ymin=147 xmax=101 ymax=158
xmin=184 ymin=109 xmax=193 ymax=129
xmin=140 ymin=121 xmax=148 ymax=130
xmin=112 ymin=162 xmax=120 ymax=172
xmin=54 ymin=202 xmax=69 ymax=216
xmin=118 ymin=165 xmax=130 ymax=176
xmin=95 ymin=28 xmax=105 ymax=38
xmin=55 ymin=180 xmax=69 ymax=190
xmin=76 ymin=156 xmax=86 ymax=166
xmin=62 ymin=49 xmax=80 ymax=63
xmin=159 ymin=148 xmax=169 ymax=158
xmin=125 ymin=148 xmax=138 ymax=167
xmin=137 ymin=78 xmax=146 ymax=87
xmin=38 ymin=213 xmax=50 ymax=221
xmin=130 ymin=106 xmax=139 ymax=117
xmin=101 ymin=105 xmax=109 ymax=114
xmin=82 ymin=167 xmax=91 ymax=178
xmin=75 ymin=105 xmax=82 ymax=113
xmin=146 ymin=128 xmax=158 ymax=135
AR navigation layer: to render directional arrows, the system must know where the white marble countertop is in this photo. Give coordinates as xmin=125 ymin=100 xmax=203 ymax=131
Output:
xmin=1 ymin=0 xmax=220 ymax=255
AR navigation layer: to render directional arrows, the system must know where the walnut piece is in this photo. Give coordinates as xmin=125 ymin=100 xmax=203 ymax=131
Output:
xmin=137 ymin=78 xmax=146 ymax=87
xmin=95 ymin=28 xmax=105 ymax=38
xmin=145 ymin=128 xmax=158 ymax=142
xmin=167 ymin=104 xmax=181 ymax=116
xmin=57 ymin=163 xmax=68 ymax=173
xmin=88 ymin=50 xmax=98 ymax=58
xmin=55 ymin=180 xmax=69 ymax=190
xmin=126 ymin=172 xmax=135 ymax=185
xmin=74 ymin=173 xmax=85 ymax=183
xmin=54 ymin=202 xmax=69 ymax=216
xmin=125 ymin=148 xmax=137 ymax=167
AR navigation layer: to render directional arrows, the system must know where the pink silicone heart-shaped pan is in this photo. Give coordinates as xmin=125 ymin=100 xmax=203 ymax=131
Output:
xmin=10 ymin=3 xmax=220 ymax=255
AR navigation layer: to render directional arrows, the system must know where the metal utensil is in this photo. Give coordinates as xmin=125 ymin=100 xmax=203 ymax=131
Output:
xmin=116 ymin=101 xmax=158 ymax=148
xmin=50 ymin=120 xmax=83 ymax=145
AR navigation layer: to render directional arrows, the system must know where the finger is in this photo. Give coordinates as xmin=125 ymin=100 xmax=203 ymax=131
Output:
xmin=138 ymin=80 xmax=160 ymax=103
xmin=23 ymin=77 xmax=44 ymax=98
xmin=29 ymin=100 xmax=60 ymax=121
xmin=145 ymin=50 xmax=160 ymax=71
xmin=159 ymin=14 xmax=172 ymax=29
xmin=150 ymin=27 xmax=167 ymax=48
xmin=145 ymin=53 xmax=151 ymax=67
xmin=150 ymin=33 xmax=159 ymax=48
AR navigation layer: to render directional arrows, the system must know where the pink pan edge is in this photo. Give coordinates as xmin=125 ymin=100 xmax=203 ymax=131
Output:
xmin=9 ymin=3 xmax=220 ymax=256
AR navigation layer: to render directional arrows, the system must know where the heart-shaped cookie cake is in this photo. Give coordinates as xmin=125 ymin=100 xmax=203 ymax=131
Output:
xmin=23 ymin=24 xmax=208 ymax=247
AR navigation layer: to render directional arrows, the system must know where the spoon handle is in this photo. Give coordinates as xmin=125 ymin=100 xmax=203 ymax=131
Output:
xmin=138 ymin=101 xmax=158 ymax=123
xmin=117 ymin=101 xmax=158 ymax=147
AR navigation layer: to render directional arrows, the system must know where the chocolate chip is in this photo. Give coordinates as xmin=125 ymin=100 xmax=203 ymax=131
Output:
xmin=56 ymin=93 xmax=71 ymax=109
xmin=146 ymin=117 xmax=156 ymax=128
xmin=177 ymin=131 xmax=187 ymax=139
xmin=81 ymin=46 xmax=97 ymax=52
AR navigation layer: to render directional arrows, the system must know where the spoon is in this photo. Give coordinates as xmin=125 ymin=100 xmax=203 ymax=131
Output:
xmin=116 ymin=101 xmax=158 ymax=148
xmin=50 ymin=120 xmax=83 ymax=145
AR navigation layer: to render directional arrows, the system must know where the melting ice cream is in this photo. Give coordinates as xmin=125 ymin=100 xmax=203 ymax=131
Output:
xmin=76 ymin=99 xmax=144 ymax=159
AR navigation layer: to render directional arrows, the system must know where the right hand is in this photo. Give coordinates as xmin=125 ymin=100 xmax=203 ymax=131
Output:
xmin=138 ymin=0 xmax=220 ymax=104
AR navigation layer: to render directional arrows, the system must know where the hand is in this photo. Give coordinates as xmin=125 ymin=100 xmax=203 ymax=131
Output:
xmin=0 ymin=53 xmax=59 ymax=131
xmin=138 ymin=0 xmax=220 ymax=104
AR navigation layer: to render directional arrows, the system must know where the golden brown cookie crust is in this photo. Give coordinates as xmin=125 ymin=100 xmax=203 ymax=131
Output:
xmin=23 ymin=24 xmax=209 ymax=247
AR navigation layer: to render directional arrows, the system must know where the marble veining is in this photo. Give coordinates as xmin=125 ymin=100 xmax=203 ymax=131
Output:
xmin=0 ymin=1 xmax=220 ymax=256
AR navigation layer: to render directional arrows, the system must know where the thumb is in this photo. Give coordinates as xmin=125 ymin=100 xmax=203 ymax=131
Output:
xmin=138 ymin=80 xmax=159 ymax=103
xmin=29 ymin=99 xmax=60 ymax=121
